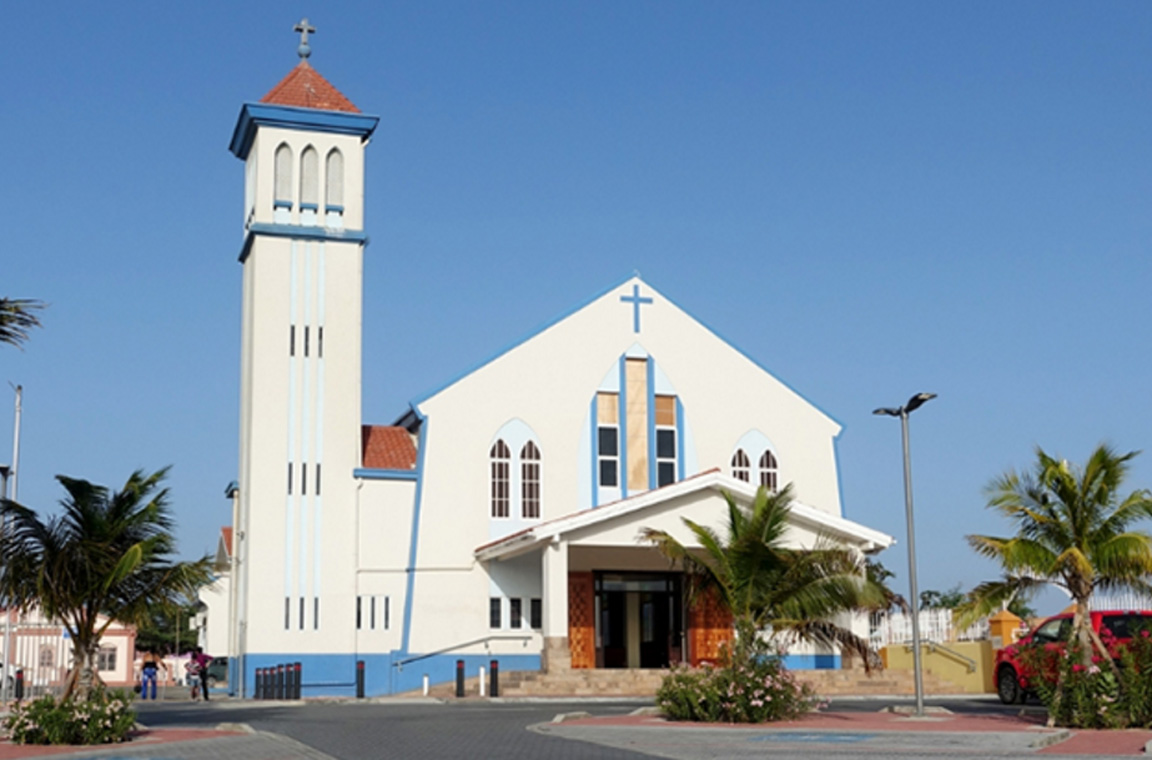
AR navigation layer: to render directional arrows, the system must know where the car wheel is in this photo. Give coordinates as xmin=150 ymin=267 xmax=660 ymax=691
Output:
xmin=997 ymin=666 xmax=1025 ymax=705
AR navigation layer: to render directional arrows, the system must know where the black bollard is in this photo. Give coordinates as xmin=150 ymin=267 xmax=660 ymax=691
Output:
xmin=255 ymin=668 xmax=263 ymax=699
xmin=277 ymin=664 xmax=286 ymax=700
xmin=14 ymin=669 xmax=24 ymax=702
xmin=355 ymin=660 xmax=365 ymax=699
xmin=286 ymin=662 xmax=296 ymax=700
xmin=294 ymin=662 xmax=302 ymax=699
xmin=260 ymin=667 xmax=268 ymax=700
xmin=489 ymin=660 xmax=499 ymax=698
xmin=455 ymin=659 xmax=465 ymax=698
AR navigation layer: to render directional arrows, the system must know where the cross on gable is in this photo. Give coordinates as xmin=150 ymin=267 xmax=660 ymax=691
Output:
xmin=295 ymin=18 xmax=316 ymax=59
xmin=620 ymin=284 xmax=653 ymax=333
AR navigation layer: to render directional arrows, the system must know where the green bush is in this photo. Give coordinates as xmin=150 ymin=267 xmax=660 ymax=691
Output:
xmin=657 ymin=655 xmax=817 ymax=723
xmin=2 ymin=688 xmax=137 ymax=745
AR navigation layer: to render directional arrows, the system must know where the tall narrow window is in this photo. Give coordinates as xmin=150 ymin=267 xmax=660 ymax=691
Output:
xmin=300 ymin=146 xmax=319 ymax=210
xmin=731 ymin=449 xmax=750 ymax=482
xmin=490 ymin=440 xmax=511 ymax=517
xmin=655 ymin=395 xmax=677 ymax=487
xmin=325 ymin=149 xmax=344 ymax=209
xmin=510 ymin=598 xmax=523 ymax=629
xmin=597 ymin=392 xmax=619 ymax=488
xmin=356 ymin=596 xmax=363 ymax=629
xmin=313 ymin=598 xmax=320 ymax=630
xmin=521 ymin=441 xmax=541 ymax=519
xmin=758 ymin=450 xmax=778 ymax=492
xmin=530 ymin=598 xmax=542 ymax=629
xmin=274 ymin=143 xmax=293 ymax=206
xmin=489 ymin=597 xmax=502 ymax=629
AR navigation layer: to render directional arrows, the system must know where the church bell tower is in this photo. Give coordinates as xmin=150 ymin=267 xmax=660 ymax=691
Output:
xmin=229 ymin=19 xmax=379 ymax=691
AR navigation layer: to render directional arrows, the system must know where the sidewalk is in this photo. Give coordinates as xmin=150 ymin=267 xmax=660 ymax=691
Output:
xmin=536 ymin=709 xmax=1152 ymax=757
xmin=0 ymin=727 xmax=337 ymax=760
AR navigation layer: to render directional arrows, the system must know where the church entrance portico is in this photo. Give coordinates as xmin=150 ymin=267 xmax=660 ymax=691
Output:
xmin=478 ymin=470 xmax=893 ymax=675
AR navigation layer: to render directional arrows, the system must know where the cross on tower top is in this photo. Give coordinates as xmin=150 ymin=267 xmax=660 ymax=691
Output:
xmin=294 ymin=18 xmax=316 ymax=59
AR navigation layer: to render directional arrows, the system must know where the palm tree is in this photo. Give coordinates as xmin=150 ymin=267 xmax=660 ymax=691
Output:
xmin=0 ymin=298 xmax=45 ymax=348
xmin=0 ymin=468 xmax=213 ymax=699
xmin=641 ymin=484 xmax=888 ymax=668
xmin=960 ymin=445 xmax=1152 ymax=721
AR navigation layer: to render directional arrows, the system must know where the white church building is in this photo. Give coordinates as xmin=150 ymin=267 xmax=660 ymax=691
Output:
xmin=212 ymin=32 xmax=894 ymax=698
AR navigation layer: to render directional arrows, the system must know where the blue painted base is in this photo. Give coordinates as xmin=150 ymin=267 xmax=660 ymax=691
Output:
xmin=237 ymin=652 xmax=542 ymax=698
xmin=781 ymin=653 xmax=841 ymax=670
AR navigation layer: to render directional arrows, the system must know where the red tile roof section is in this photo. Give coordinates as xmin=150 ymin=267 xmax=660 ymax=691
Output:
xmin=362 ymin=425 xmax=418 ymax=470
xmin=221 ymin=526 xmax=233 ymax=556
xmin=260 ymin=61 xmax=361 ymax=113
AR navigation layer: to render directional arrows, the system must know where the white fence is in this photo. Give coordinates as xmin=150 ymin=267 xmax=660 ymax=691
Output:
xmin=1091 ymin=593 xmax=1152 ymax=611
xmin=1 ymin=620 xmax=72 ymax=698
xmin=869 ymin=608 xmax=989 ymax=648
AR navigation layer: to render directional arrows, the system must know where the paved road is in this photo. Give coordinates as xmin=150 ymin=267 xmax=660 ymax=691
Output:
xmin=137 ymin=700 xmax=651 ymax=759
xmin=131 ymin=697 xmax=1075 ymax=760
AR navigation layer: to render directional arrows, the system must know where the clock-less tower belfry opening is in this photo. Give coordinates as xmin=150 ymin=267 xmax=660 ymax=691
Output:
xmin=217 ymin=22 xmax=893 ymax=698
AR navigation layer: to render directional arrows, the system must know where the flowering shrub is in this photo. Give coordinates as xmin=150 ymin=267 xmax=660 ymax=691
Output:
xmin=657 ymin=651 xmax=817 ymax=723
xmin=1018 ymin=626 xmax=1152 ymax=729
xmin=2 ymin=689 xmax=137 ymax=745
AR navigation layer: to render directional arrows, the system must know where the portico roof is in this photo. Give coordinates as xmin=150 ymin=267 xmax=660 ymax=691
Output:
xmin=475 ymin=469 xmax=895 ymax=562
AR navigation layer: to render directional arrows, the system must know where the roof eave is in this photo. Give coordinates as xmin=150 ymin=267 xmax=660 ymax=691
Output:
xmin=229 ymin=103 xmax=380 ymax=160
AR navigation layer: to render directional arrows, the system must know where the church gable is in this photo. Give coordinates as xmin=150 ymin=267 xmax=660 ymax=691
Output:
xmin=410 ymin=274 xmax=846 ymax=545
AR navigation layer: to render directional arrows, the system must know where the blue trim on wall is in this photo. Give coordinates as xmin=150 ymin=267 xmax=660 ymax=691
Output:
xmin=274 ymin=199 xmax=293 ymax=209
xmin=675 ymin=397 xmax=685 ymax=480
xmin=400 ymin=411 xmax=429 ymax=653
xmin=407 ymin=272 xmax=637 ymax=408
xmin=239 ymin=224 xmax=368 ymax=262
xmin=240 ymin=652 xmax=542 ymax=697
xmin=589 ymin=397 xmax=599 ymax=508
xmin=300 ymin=202 xmax=319 ymax=211
xmin=646 ymin=357 xmax=656 ymax=489
xmin=653 ymin=285 xmax=844 ymax=429
xmin=617 ymin=357 xmax=628 ymax=500
xmin=780 ymin=653 xmax=841 ymax=671
xmin=325 ymin=204 xmax=345 ymax=213
xmin=230 ymin=103 xmax=380 ymax=160
xmin=353 ymin=468 xmax=418 ymax=481
xmin=833 ymin=435 xmax=847 ymax=518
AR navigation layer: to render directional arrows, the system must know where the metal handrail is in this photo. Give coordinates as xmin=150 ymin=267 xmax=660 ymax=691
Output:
xmin=392 ymin=635 xmax=533 ymax=670
xmin=903 ymin=640 xmax=977 ymax=673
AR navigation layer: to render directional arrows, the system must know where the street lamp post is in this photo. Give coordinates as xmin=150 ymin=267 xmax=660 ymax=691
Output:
xmin=874 ymin=392 xmax=936 ymax=718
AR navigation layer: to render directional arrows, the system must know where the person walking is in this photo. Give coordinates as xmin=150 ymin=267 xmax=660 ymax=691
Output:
xmin=191 ymin=647 xmax=213 ymax=701
xmin=139 ymin=650 xmax=167 ymax=700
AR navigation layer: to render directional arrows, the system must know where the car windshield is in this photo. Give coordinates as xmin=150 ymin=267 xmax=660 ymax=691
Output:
xmin=1032 ymin=618 xmax=1070 ymax=643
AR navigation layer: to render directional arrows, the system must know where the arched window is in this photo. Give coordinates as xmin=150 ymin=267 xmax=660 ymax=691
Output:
xmin=274 ymin=143 xmax=293 ymax=205
xmin=490 ymin=440 xmax=510 ymax=518
xmin=521 ymin=441 xmax=541 ymax=519
xmin=758 ymin=450 xmax=778 ymax=492
xmin=325 ymin=149 xmax=344 ymax=209
xmin=39 ymin=646 xmax=54 ymax=668
xmin=300 ymin=146 xmax=319 ymax=208
xmin=731 ymin=449 xmax=750 ymax=482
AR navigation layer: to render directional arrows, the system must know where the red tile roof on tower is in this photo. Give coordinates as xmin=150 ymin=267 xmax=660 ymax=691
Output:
xmin=260 ymin=61 xmax=361 ymax=113
xmin=220 ymin=526 xmax=233 ymax=556
xmin=362 ymin=425 xmax=418 ymax=470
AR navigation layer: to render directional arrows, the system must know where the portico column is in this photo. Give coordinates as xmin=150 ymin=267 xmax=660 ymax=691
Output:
xmin=541 ymin=538 xmax=570 ymax=672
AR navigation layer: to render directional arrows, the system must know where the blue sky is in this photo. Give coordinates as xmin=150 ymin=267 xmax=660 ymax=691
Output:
xmin=4 ymin=2 xmax=1151 ymax=614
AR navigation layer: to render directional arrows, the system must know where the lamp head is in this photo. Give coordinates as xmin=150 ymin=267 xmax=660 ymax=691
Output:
xmin=872 ymin=408 xmax=902 ymax=417
xmin=904 ymin=392 xmax=937 ymax=413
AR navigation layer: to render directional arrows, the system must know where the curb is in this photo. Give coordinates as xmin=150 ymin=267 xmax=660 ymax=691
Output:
xmin=1029 ymin=728 xmax=1071 ymax=749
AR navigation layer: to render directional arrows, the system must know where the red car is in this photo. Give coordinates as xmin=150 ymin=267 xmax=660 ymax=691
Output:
xmin=995 ymin=610 xmax=1152 ymax=704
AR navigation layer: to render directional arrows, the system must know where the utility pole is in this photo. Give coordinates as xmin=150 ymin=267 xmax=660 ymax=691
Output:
xmin=1 ymin=385 xmax=22 ymax=703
